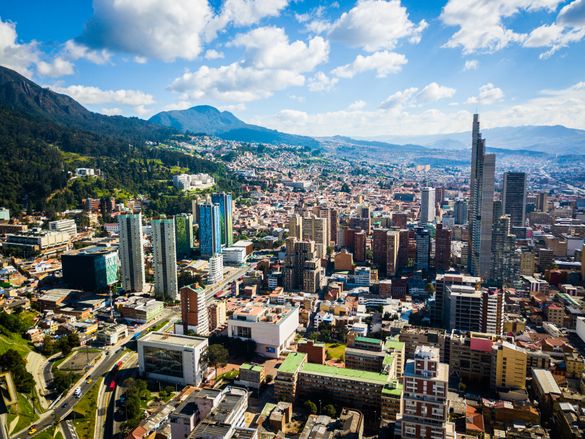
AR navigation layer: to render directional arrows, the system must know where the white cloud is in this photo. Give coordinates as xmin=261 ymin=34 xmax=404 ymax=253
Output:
xmin=307 ymin=72 xmax=338 ymax=92
xmin=464 ymin=59 xmax=479 ymax=70
xmin=0 ymin=19 xmax=39 ymax=78
xmin=328 ymin=0 xmax=427 ymax=52
xmin=100 ymin=107 xmax=123 ymax=116
xmin=347 ymin=100 xmax=367 ymax=111
xmin=441 ymin=0 xmax=563 ymax=54
xmin=36 ymin=57 xmax=75 ymax=77
xmin=332 ymin=51 xmax=407 ymax=78
xmin=230 ymin=27 xmax=328 ymax=72
xmin=49 ymin=84 xmax=155 ymax=108
xmin=380 ymin=82 xmax=456 ymax=108
xmin=205 ymin=0 xmax=289 ymax=40
xmin=169 ymin=62 xmax=305 ymax=102
xmin=204 ymin=49 xmax=224 ymax=60
xmin=277 ymin=109 xmax=309 ymax=124
xmin=63 ymin=40 xmax=111 ymax=64
xmin=466 ymin=83 xmax=505 ymax=105
xmin=80 ymin=0 xmax=213 ymax=61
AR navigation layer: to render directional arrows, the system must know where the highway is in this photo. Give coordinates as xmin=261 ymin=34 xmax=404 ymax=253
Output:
xmin=204 ymin=264 xmax=250 ymax=301
xmin=12 ymin=309 xmax=176 ymax=439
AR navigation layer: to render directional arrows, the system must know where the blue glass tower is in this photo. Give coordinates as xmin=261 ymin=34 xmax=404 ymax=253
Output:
xmin=211 ymin=193 xmax=233 ymax=247
xmin=198 ymin=202 xmax=221 ymax=257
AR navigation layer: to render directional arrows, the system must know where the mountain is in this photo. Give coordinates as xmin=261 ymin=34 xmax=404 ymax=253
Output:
xmin=365 ymin=125 xmax=585 ymax=155
xmin=0 ymin=65 xmax=173 ymax=142
xmin=149 ymin=105 xmax=319 ymax=148
xmin=0 ymin=66 xmax=234 ymax=213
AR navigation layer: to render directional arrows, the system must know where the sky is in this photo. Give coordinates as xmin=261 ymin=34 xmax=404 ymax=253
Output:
xmin=1 ymin=0 xmax=585 ymax=137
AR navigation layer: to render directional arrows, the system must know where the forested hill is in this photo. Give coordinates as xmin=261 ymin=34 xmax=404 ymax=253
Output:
xmin=0 ymin=66 xmax=235 ymax=214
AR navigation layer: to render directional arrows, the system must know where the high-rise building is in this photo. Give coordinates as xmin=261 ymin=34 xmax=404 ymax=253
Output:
xmin=446 ymin=284 xmax=483 ymax=332
xmin=434 ymin=223 xmax=451 ymax=272
xmin=118 ymin=213 xmax=145 ymax=292
xmin=481 ymin=287 xmax=505 ymax=335
xmin=468 ymin=114 xmax=496 ymax=278
xmin=536 ymin=192 xmax=548 ymax=212
xmin=454 ymin=199 xmax=468 ymax=225
xmin=401 ymin=346 xmax=452 ymax=439
xmin=211 ymin=193 xmax=233 ymax=247
xmin=330 ymin=208 xmax=338 ymax=245
xmin=180 ymin=285 xmax=209 ymax=336
xmin=415 ymin=227 xmax=431 ymax=271
xmin=397 ymin=229 xmax=410 ymax=271
xmin=491 ymin=215 xmax=520 ymax=286
xmin=198 ymin=202 xmax=221 ymax=257
xmin=302 ymin=215 xmax=329 ymax=259
xmin=282 ymin=238 xmax=321 ymax=293
xmin=373 ymin=229 xmax=399 ymax=277
xmin=503 ymin=172 xmax=527 ymax=227
xmin=392 ymin=213 xmax=408 ymax=229
xmin=288 ymin=214 xmax=303 ymax=239
xmin=174 ymin=213 xmax=194 ymax=259
xmin=490 ymin=342 xmax=527 ymax=390
xmin=152 ymin=218 xmax=178 ymax=301
xmin=431 ymin=274 xmax=481 ymax=328
xmin=207 ymin=253 xmax=224 ymax=285
xmin=420 ymin=187 xmax=436 ymax=224
xmin=353 ymin=230 xmax=367 ymax=263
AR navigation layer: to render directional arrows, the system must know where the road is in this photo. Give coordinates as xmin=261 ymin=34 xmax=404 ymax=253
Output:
xmin=25 ymin=352 xmax=51 ymax=411
xmin=205 ymin=264 xmax=250 ymax=301
xmin=12 ymin=310 xmax=175 ymax=439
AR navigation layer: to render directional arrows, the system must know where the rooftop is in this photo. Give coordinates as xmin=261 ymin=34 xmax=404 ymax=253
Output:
xmin=301 ymin=362 xmax=390 ymax=385
xmin=278 ymin=352 xmax=306 ymax=374
xmin=139 ymin=332 xmax=207 ymax=348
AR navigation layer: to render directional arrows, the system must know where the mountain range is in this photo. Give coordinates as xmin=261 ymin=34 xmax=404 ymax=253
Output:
xmin=149 ymin=105 xmax=318 ymax=148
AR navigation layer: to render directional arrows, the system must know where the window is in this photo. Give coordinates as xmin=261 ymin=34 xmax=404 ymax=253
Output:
xmin=235 ymin=326 xmax=252 ymax=338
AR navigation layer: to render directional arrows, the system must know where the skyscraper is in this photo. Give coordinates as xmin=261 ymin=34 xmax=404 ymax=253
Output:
xmin=420 ymin=187 xmax=436 ymax=224
xmin=373 ymin=229 xmax=399 ymax=277
xmin=302 ymin=215 xmax=329 ymax=259
xmin=288 ymin=214 xmax=303 ymax=239
xmin=468 ymin=114 xmax=496 ymax=278
xmin=282 ymin=238 xmax=321 ymax=293
xmin=490 ymin=215 xmax=519 ymax=286
xmin=152 ymin=218 xmax=178 ymax=301
xmin=211 ymin=193 xmax=233 ymax=247
xmin=198 ymin=202 xmax=221 ymax=257
xmin=415 ymin=227 xmax=431 ymax=271
xmin=175 ymin=213 xmax=194 ymax=259
xmin=180 ymin=285 xmax=209 ymax=336
xmin=207 ymin=253 xmax=224 ymax=285
xmin=503 ymin=172 xmax=527 ymax=227
xmin=434 ymin=223 xmax=451 ymax=272
xmin=454 ymin=199 xmax=468 ymax=225
xmin=118 ymin=213 xmax=145 ymax=292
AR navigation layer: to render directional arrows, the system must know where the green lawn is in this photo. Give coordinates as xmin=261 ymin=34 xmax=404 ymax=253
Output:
xmin=0 ymin=331 xmax=32 ymax=357
xmin=72 ymin=378 xmax=102 ymax=439
xmin=7 ymin=393 xmax=39 ymax=434
xmin=148 ymin=319 xmax=169 ymax=332
xmin=325 ymin=343 xmax=346 ymax=361
xmin=34 ymin=426 xmax=63 ymax=439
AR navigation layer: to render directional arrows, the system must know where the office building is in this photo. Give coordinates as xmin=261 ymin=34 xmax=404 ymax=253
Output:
xmin=175 ymin=213 xmax=194 ymax=259
xmin=302 ymin=215 xmax=329 ymax=259
xmin=454 ymin=199 xmax=468 ymax=225
xmin=468 ymin=114 xmax=495 ymax=278
xmin=491 ymin=215 xmax=520 ymax=287
xmin=3 ymin=229 xmax=70 ymax=256
xmin=431 ymin=274 xmax=481 ymax=328
xmin=180 ymin=285 xmax=209 ymax=336
xmin=152 ymin=218 xmax=178 ymax=301
xmin=503 ymin=172 xmax=527 ymax=227
xmin=208 ymin=253 xmax=224 ymax=285
xmin=288 ymin=214 xmax=303 ymax=239
xmin=119 ymin=296 xmax=164 ymax=323
xmin=282 ymin=238 xmax=321 ymax=293
xmin=536 ymin=192 xmax=548 ymax=212
xmin=420 ymin=187 xmax=435 ymax=224
xmin=118 ymin=213 xmax=145 ymax=292
xmin=222 ymin=246 xmax=247 ymax=265
xmin=482 ymin=287 xmax=505 ymax=335
xmin=138 ymin=332 xmax=208 ymax=386
xmin=61 ymin=245 xmax=119 ymax=291
xmin=373 ymin=229 xmax=399 ymax=277
xmin=198 ymin=202 xmax=221 ymax=257
xmin=415 ymin=227 xmax=431 ymax=271
xmin=401 ymin=346 xmax=452 ymax=439
xmin=446 ymin=284 xmax=483 ymax=332
xmin=211 ymin=193 xmax=233 ymax=247
xmin=49 ymin=219 xmax=77 ymax=237
xmin=490 ymin=341 xmax=527 ymax=390
xmin=434 ymin=223 xmax=451 ymax=271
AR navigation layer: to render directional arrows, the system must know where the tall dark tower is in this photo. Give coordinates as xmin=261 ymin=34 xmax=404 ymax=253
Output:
xmin=503 ymin=172 xmax=527 ymax=227
xmin=468 ymin=114 xmax=495 ymax=278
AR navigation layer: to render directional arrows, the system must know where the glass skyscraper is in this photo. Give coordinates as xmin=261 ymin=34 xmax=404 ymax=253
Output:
xmin=198 ymin=202 xmax=221 ymax=257
xmin=175 ymin=213 xmax=194 ymax=259
xmin=211 ymin=192 xmax=233 ymax=247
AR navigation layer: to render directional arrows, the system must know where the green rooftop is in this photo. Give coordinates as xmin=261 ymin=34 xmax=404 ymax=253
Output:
xmin=278 ymin=352 xmax=307 ymax=374
xmin=261 ymin=403 xmax=277 ymax=417
xmin=240 ymin=363 xmax=263 ymax=373
xmin=385 ymin=339 xmax=405 ymax=351
xmin=383 ymin=353 xmax=395 ymax=367
xmin=382 ymin=380 xmax=403 ymax=396
xmin=301 ymin=362 xmax=390 ymax=385
xmin=355 ymin=336 xmax=383 ymax=345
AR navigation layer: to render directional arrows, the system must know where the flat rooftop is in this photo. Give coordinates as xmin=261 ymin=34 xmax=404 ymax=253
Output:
xmin=140 ymin=332 xmax=207 ymax=348
xmin=278 ymin=352 xmax=306 ymax=374
xmin=301 ymin=362 xmax=389 ymax=385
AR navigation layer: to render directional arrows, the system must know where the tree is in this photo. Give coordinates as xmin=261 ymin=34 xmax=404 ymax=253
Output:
xmin=322 ymin=404 xmax=336 ymax=417
xmin=206 ymin=344 xmax=229 ymax=376
xmin=0 ymin=349 xmax=34 ymax=393
xmin=304 ymin=400 xmax=318 ymax=415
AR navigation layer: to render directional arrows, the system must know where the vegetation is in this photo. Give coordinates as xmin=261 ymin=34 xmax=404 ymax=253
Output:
xmin=0 ymin=349 xmax=35 ymax=393
xmin=72 ymin=378 xmax=102 ymax=439
xmin=120 ymin=378 xmax=151 ymax=433
xmin=41 ymin=333 xmax=81 ymax=356
xmin=304 ymin=400 xmax=318 ymax=415
xmin=322 ymin=404 xmax=337 ymax=418
xmin=208 ymin=335 xmax=257 ymax=360
xmin=325 ymin=343 xmax=346 ymax=361
xmin=206 ymin=344 xmax=229 ymax=376
xmin=6 ymin=392 xmax=38 ymax=434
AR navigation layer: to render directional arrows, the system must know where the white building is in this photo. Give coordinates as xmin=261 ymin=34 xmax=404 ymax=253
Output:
xmin=49 ymin=219 xmax=77 ymax=237
xmin=227 ymin=305 xmax=299 ymax=358
xmin=208 ymin=253 xmax=224 ymax=285
xmin=138 ymin=332 xmax=208 ymax=386
xmin=172 ymin=173 xmax=215 ymax=191
xmin=353 ymin=266 xmax=371 ymax=287
xmin=152 ymin=218 xmax=178 ymax=301
xmin=118 ymin=214 xmax=145 ymax=292
xmin=577 ymin=317 xmax=585 ymax=344
xmin=0 ymin=208 xmax=9 ymax=221
xmin=222 ymin=246 xmax=247 ymax=265
xmin=420 ymin=187 xmax=436 ymax=224
xmin=75 ymin=168 xmax=96 ymax=177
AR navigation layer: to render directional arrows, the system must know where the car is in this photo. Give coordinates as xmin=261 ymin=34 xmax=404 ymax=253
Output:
xmin=86 ymin=378 xmax=92 ymax=384
xmin=28 ymin=425 xmax=37 ymax=434
xmin=61 ymin=402 xmax=68 ymax=409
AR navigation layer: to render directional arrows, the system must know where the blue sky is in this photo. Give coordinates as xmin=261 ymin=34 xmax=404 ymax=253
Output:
xmin=1 ymin=0 xmax=585 ymax=137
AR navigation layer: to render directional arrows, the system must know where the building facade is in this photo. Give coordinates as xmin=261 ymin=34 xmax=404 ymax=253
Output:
xmin=152 ymin=218 xmax=178 ymax=301
xmin=118 ymin=213 xmax=145 ymax=292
